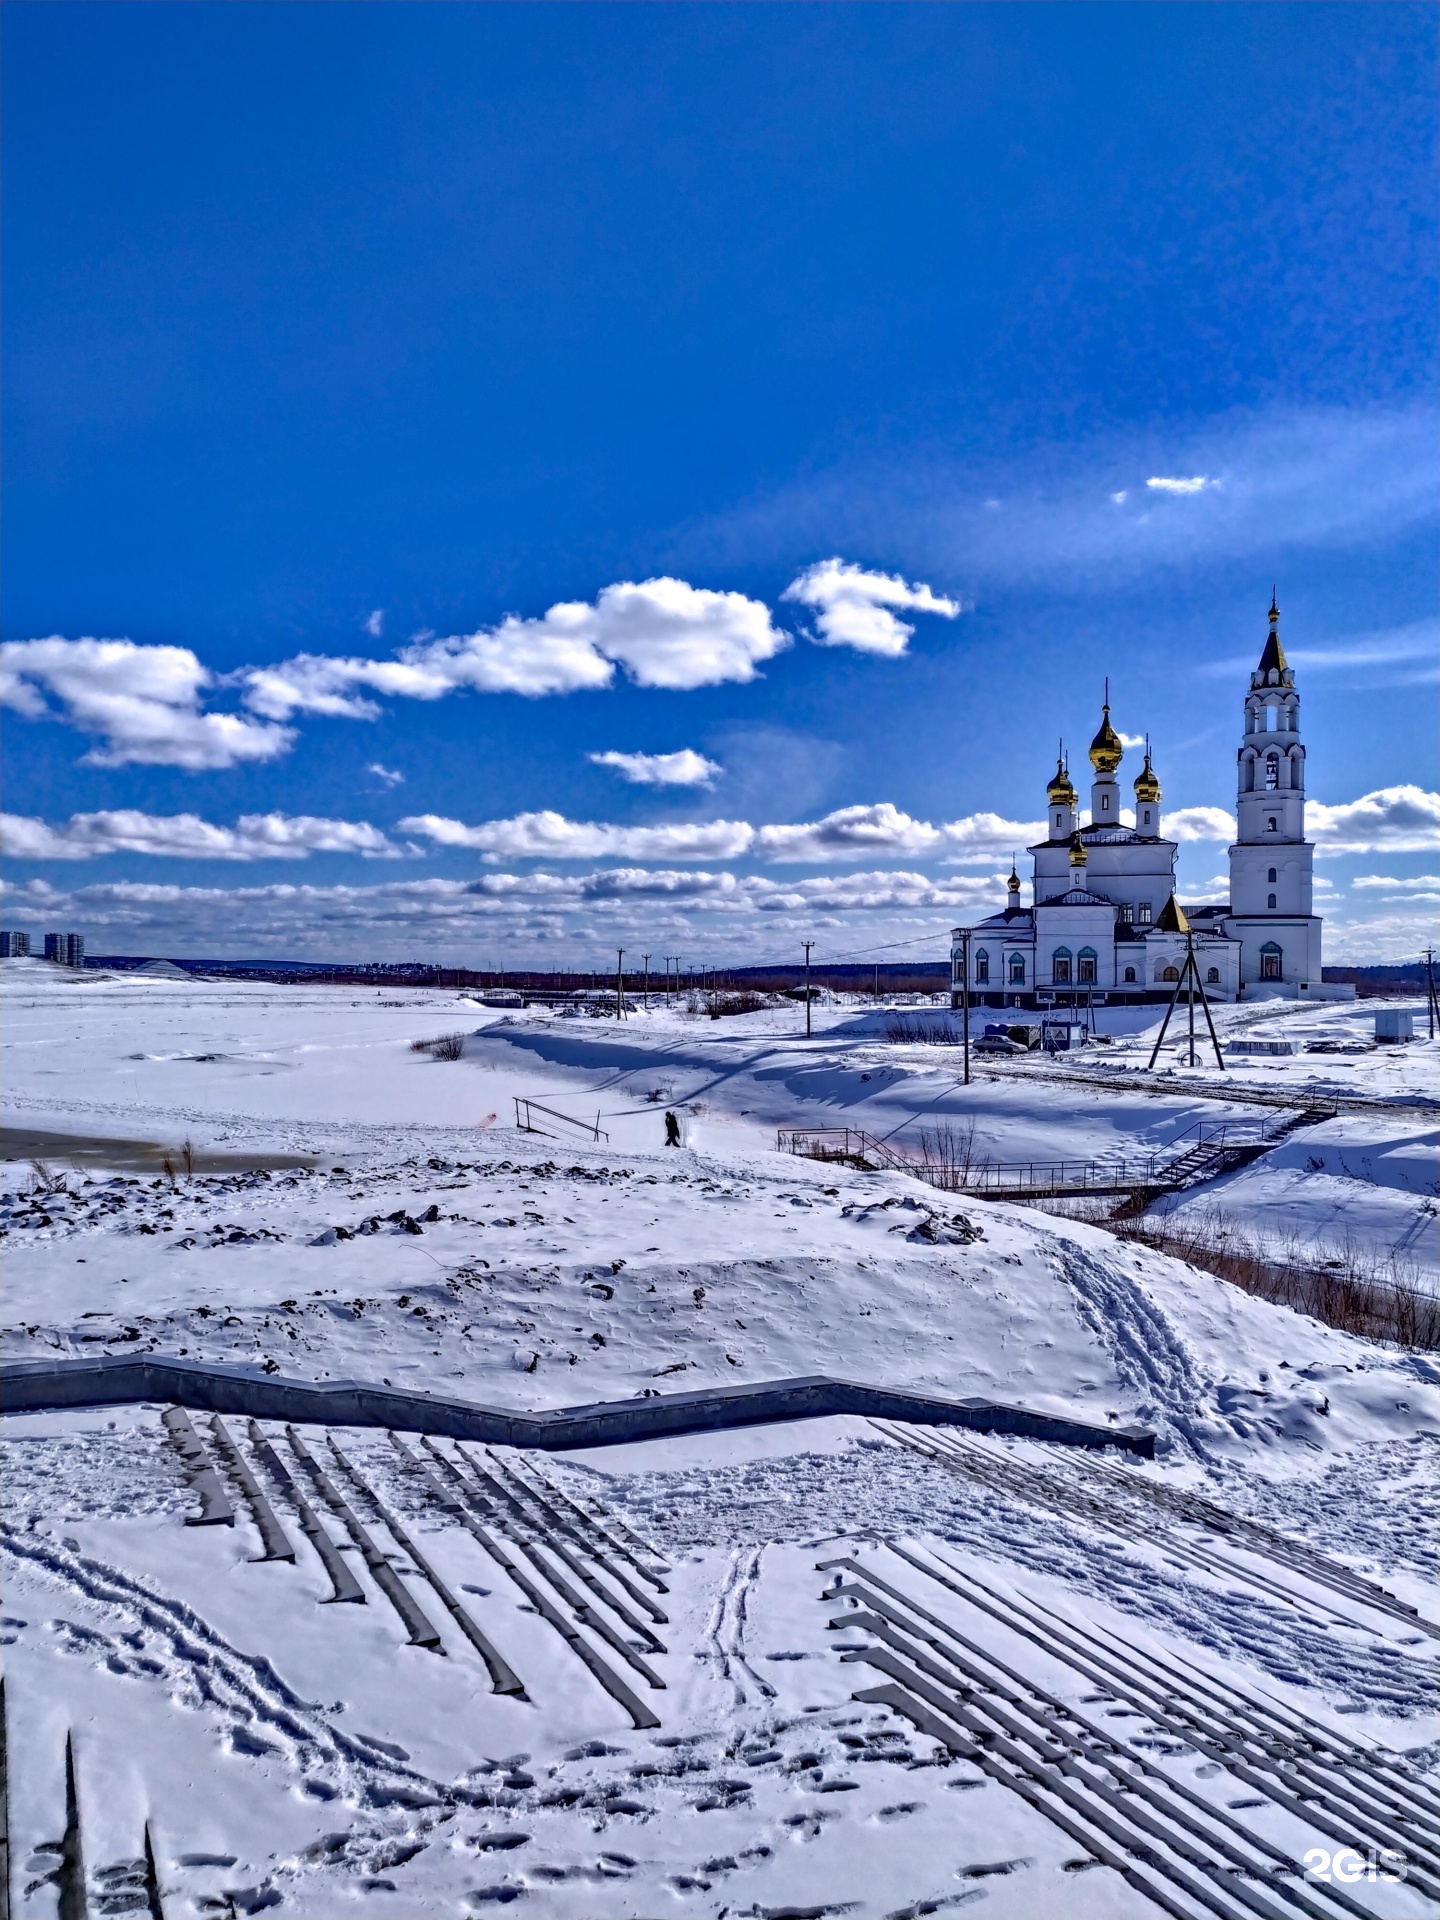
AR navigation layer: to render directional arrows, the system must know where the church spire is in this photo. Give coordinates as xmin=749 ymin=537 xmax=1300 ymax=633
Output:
xmin=1253 ymin=592 xmax=1291 ymax=685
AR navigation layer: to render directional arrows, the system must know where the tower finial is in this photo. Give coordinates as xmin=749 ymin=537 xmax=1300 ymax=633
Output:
xmin=1269 ymin=587 xmax=1279 ymax=622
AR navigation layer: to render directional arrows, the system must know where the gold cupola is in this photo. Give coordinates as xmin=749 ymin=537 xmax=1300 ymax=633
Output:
xmin=1133 ymin=752 xmax=1161 ymax=805
xmin=1006 ymin=862 xmax=1022 ymax=904
xmin=1047 ymin=756 xmax=1077 ymax=806
xmin=1068 ymin=829 xmax=1088 ymax=869
xmin=1088 ymin=701 xmax=1123 ymax=775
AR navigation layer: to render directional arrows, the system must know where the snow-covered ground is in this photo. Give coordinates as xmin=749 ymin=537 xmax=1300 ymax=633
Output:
xmin=2 ymin=964 xmax=1437 ymax=1918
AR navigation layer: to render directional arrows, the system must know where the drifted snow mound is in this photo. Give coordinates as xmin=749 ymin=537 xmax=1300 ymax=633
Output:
xmin=5 ymin=1140 xmax=1435 ymax=1465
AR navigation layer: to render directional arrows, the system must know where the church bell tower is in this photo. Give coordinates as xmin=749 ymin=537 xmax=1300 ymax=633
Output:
xmin=1223 ymin=595 xmax=1323 ymax=991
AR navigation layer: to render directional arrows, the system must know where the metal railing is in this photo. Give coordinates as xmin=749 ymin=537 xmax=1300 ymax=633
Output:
xmin=778 ymin=1111 xmax=1332 ymax=1199
xmin=514 ymin=1097 xmax=609 ymax=1143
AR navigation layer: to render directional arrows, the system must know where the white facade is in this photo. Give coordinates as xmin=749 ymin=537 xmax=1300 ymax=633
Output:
xmin=952 ymin=599 xmax=1322 ymax=1007
xmin=1220 ymin=598 xmax=1324 ymax=990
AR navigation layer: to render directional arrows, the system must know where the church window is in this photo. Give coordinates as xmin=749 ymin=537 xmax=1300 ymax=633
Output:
xmin=1141 ymin=808 xmax=1152 ymax=827
xmin=974 ymin=949 xmax=990 ymax=984
xmin=1137 ymin=901 xmax=1152 ymax=924
xmin=1267 ymin=816 xmax=1277 ymax=831
xmin=1007 ymin=952 xmax=1026 ymax=985
xmin=1267 ymin=867 xmax=1277 ymax=883
xmin=1265 ymin=753 xmax=1280 ymax=790
xmin=1054 ymin=812 xmax=1064 ymax=832
xmin=1123 ymin=966 xmax=1137 ymax=983
xmin=1077 ymin=947 xmax=1097 ymax=984
xmin=1117 ymin=901 xmax=1132 ymax=923
xmin=1267 ymin=893 xmax=1276 ymax=909
xmin=1101 ymin=792 xmax=1110 ymax=811
xmin=1160 ymin=965 xmax=1180 ymax=983
xmin=1052 ymin=947 xmax=1072 ymax=985
xmin=1206 ymin=967 xmax=1220 ymax=985
xmin=1260 ymin=942 xmax=1282 ymax=981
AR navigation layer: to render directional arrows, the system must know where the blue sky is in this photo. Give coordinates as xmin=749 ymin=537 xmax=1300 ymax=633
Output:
xmin=3 ymin=2 xmax=1436 ymax=965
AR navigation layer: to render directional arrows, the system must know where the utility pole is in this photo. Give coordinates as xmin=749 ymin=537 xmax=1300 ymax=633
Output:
xmin=615 ymin=948 xmax=625 ymax=1021
xmin=874 ymin=961 xmax=880 ymax=1002
xmin=642 ymin=953 xmax=650 ymax=1011
xmin=1425 ymin=948 xmax=1437 ymax=1040
xmin=960 ymin=928 xmax=972 ymax=1087
xmin=802 ymin=940 xmax=814 ymax=1038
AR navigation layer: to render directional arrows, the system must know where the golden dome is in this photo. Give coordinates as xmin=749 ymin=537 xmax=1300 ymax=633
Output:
xmin=1068 ymin=830 xmax=1088 ymax=868
xmin=1088 ymin=703 xmax=1123 ymax=775
xmin=1047 ymin=757 xmax=1077 ymax=805
xmin=1133 ymin=753 xmax=1161 ymax=804
xmin=1006 ymin=863 xmax=1021 ymax=897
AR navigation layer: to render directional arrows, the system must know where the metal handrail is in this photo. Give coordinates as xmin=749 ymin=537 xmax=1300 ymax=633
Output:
xmin=514 ymin=1096 xmax=609 ymax=1143
xmin=777 ymin=1107 xmax=1329 ymax=1198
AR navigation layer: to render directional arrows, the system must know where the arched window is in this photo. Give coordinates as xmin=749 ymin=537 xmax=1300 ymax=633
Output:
xmin=1242 ymin=754 xmax=1256 ymax=792
xmin=1260 ymin=941 xmax=1282 ymax=981
xmin=1160 ymin=965 xmax=1180 ymax=983
xmin=1100 ymin=792 xmax=1111 ymax=811
xmin=1267 ymin=816 xmax=1278 ymax=832
xmin=1265 ymin=752 xmax=1280 ymax=790
xmin=1051 ymin=946 xmax=1072 ymax=985
xmin=1206 ymin=967 xmax=1220 ymax=985
xmin=1141 ymin=808 xmax=1152 ymax=828
xmin=1077 ymin=946 xmax=1098 ymax=984
xmin=974 ymin=948 xmax=990 ymax=984
xmin=1123 ymin=966 xmax=1137 ymax=984
xmin=1267 ymin=867 xmax=1277 ymax=883
xmin=1007 ymin=952 xmax=1026 ymax=985
xmin=1267 ymin=892 xmax=1276 ymax=908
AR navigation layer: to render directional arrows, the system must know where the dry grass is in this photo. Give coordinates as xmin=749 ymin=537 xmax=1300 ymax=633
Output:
xmin=882 ymin=1016 xmax=964 ymax=1045
xmin=1104 ymin=1202 xmax=1440 ymax=1351
xmin=410 ymin=1032 xmax=467 ymax=1061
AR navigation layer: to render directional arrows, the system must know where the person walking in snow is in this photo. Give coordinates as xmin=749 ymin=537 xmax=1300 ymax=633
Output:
xmin=664 ymin=1109 xmax=681 ymax=1147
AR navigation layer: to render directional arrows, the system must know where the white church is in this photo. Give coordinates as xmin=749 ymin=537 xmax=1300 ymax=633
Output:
xmin=951 ymin=597 xmax=1326 ymax=1010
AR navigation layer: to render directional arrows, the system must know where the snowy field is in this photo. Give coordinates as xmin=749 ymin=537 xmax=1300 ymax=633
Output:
xmin=2 ymin=963 xmax=1438 ymax=1919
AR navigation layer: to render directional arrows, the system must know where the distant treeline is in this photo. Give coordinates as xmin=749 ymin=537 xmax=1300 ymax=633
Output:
xmin=82 ymin=955 xmax=1429 ymax=996
xmin=85 ymin=954 xmax=951 ymax=993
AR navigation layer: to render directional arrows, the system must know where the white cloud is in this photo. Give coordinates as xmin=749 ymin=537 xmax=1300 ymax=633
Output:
xmin=588 ymin=748 xmax=721 ymax=788
xmin=400 ymin=803 xmax=1046 ymax=869
xmin=1 ymin=810 xmax=400 ymax=862
xmin=782 ymin=558 xmax=962 ymax=657
xmin=0 ymin=637 xmax=294 ymax=770
xmin=245 ymin=577 xmax=786 ymax=722
xmin=367 ymin=763 xmax=405 ymax=787
xmin=1117 ymin=730 xmax=1147 ymax=750
xmin=1163 ymin=806 xmax=1238 ymax=843
xmin=1145 ymin=475 xmax=1215 ymax=496
xmin=1350 ymin=873 xmax=1440 ymax=891
xmin=1309 ymin=787 xmax=1440 ymax=855
xmin=364 ymin=610 xmax=385 ymax=639
xmin=691 ymin=401 xmax=1437 ymax=589
xmin=939 ymin=812 xmax=1048 ymax=864
xmin=400 ymin=810 xmax=755 ymax=864
xmin=756 ymin=803 xmax=943 ymax=862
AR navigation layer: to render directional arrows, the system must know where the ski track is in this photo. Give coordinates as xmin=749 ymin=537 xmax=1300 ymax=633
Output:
xmin=588 ymin=1445 xmax=1436 ymax=1719
xmin=0 ymin=1522 xmax=450 ymax=1803
xmin=1039 ymin=1233 xmax=1216 ymax=1454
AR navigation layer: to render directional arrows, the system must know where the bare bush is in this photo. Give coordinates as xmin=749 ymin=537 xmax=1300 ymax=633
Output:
xmin=411 ymin=1032 xmax=467 ymax=1060
xmin=910 ymin=1117 xmax=989 ymax=1190
xmin=28 ymin=1158 xmax=63 ymax=1194
xmin=705 ymin=991 xmax=770 ymax=1019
